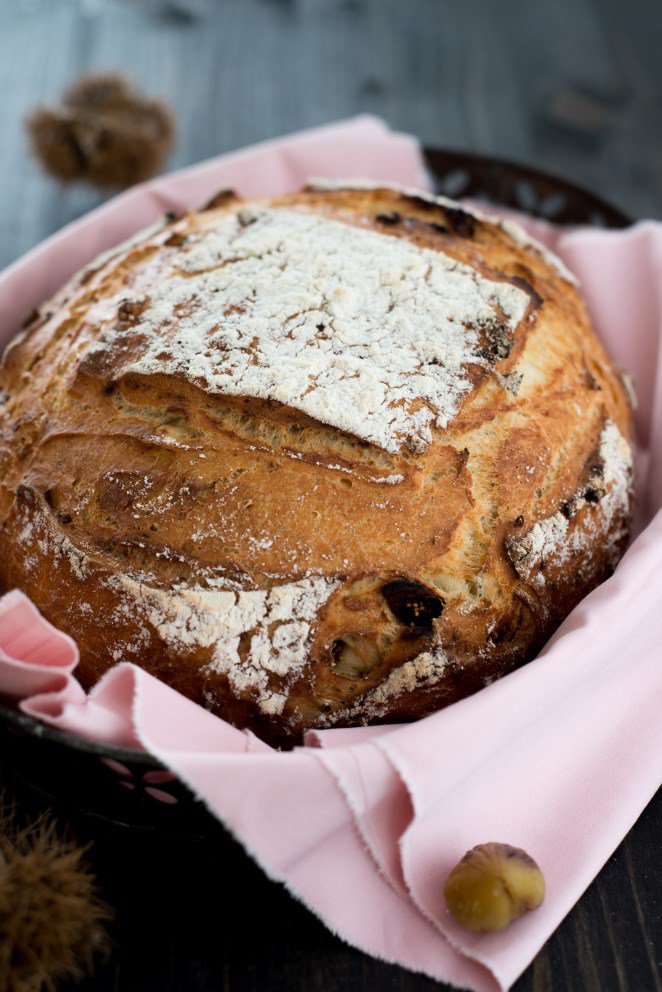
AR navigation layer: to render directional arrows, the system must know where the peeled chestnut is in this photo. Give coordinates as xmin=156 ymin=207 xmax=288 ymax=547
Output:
xmin=331 ymin=635 xmax=381 ymax=678
xmin=444 ymin=842 xmax=545 ymax=932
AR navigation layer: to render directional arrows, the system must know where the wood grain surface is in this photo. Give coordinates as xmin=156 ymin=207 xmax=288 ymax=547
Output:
xmin=0 ymin=1 xmax=660 ymax=990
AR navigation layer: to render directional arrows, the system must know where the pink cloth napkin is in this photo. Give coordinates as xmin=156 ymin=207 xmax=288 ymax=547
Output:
xmin=0 ymin=117 xmax=661 ymax=992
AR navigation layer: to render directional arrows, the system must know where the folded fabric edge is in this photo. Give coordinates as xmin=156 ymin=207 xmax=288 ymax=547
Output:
xmin=21 ymin=661 xmax=143 ymax=750
xmin=0 ymin=588 xmax=79 ymax=668
xmin=313 ymin=742 xmax=413 ymax=898
xmin=372 ymin=736 xmax=507 ymax=992
xmin=129 ymin=671 xmax=497 ymax=992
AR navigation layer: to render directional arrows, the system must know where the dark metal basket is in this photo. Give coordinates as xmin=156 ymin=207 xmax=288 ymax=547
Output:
xmin=0 ymin=148 xmax=632 ymax=835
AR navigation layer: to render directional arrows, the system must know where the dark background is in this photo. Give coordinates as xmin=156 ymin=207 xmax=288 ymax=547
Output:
xmin=0 ymin=1 xmax=660 ymax=990
xmin=1 ymin=0 xmax=662 ymax=272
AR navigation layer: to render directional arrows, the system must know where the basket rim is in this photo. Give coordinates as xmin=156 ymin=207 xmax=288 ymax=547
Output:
xmin=422 ymin=146 xmax=632 ymax=228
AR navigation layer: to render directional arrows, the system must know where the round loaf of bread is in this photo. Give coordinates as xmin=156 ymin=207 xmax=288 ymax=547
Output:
xmin=0 ymin=182 xmax=635 ymax=744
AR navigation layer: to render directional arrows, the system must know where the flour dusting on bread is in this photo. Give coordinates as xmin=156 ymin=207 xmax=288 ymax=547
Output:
xmin=84 ymin=207 xmax=530 ymax=453
xmin=327 ymin=646 xmax=452 ymax=725
xmin=308 ymin=178 xmax=579 ymax=286
xmin=506 ymin=420 xmax=633 ymax=588
xmin=108 ymin=573 xmax=339 ymax=715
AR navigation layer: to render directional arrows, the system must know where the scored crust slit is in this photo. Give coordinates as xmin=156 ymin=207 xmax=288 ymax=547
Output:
xmin=0 ymin=182 xmax=635 ymax=744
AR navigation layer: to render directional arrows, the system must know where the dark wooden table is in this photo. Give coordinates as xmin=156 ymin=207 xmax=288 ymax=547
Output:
xmin=0 ymin=1 xmax=660 ymax=990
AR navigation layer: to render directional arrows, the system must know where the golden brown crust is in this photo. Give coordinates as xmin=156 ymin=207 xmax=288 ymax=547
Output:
xmin=0 ymin=185 xmax=634 ymax=744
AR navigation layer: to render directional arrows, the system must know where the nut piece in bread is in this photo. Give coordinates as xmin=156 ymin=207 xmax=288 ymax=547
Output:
xmin=0 ymin=182 xmax=634 ymax=744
